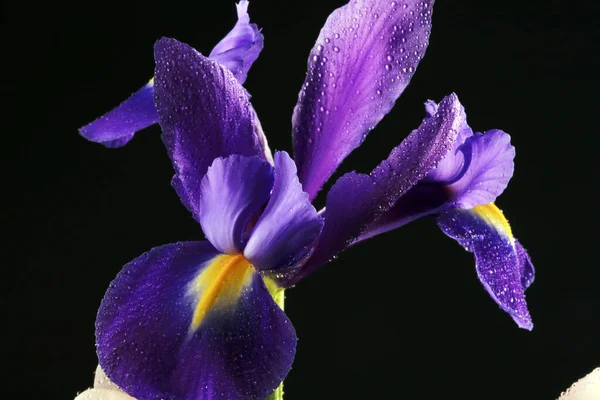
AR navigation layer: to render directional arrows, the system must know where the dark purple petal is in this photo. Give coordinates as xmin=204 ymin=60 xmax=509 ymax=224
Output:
xmin=357 ymin=182 xmax=450 ymax=241
xmin=96 ymin=241 xmax=296 ymax=400
xmin=515 ymin=239 xmax=535 ymax=289
xmin=244 ymin=152 xmax=324 ymax=274
xmin=199 ymin=155 xmax=274 ymax=254
xmin=445 ymin=129 xmax=515 ymax=209
xmin=289 ymin=93 xmax=462 ymax=285
xmin=209 ymin=0 xmax=264 ymax=84
xmin=79 ymin=4 xmax=263 ymax=147
xmin=154 ymin=37 xmax=271 ymax=222
xmin=437 ymin=205 xmax=533 ymax=330
xmin=78 ymin=79 xmax=157 ymax=147
xmin=292 ymin=0 xmax=434 ymax=200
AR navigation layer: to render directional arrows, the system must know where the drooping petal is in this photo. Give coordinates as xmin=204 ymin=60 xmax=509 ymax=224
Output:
xmin=79 ymin=3 xmax=264 ymax=147
xmin=516 ymin=239 xmax=535 ymax=289
xmin=244 ymin=152 xmax=324 ymax=275
xmin=154 ymin=38 xmax=272 ymax=222
xmin=290 ymin=93 xmax=462 ymax=285
xmin=292 ymin=0 xmax=434 ymax=200
xmin=209 ymin=0 xmax=264 ymax=84
xmin=96 ymin=242 xmax=296 ymax=400
xmin=78 ymin=79 xmax=157 ymax=147
xmin=437 ymin=204 xmax=534 ymax=329
xmin=199 ymin=155 xmax=274 ymax=254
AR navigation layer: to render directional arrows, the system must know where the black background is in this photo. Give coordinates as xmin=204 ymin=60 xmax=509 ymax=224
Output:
xmin=5 ymin=0 xmax=599 ymax=399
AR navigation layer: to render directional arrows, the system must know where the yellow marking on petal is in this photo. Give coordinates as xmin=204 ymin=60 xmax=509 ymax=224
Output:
xmin=264 ymin=277 xmax=285 ymax=311
xmin=188 ymin=254 xmax=254 ymax=331
xmin=472 ymin=203 xmax=514 ymax=241
xmin=147 ymin=77 xmax=154 ymax=86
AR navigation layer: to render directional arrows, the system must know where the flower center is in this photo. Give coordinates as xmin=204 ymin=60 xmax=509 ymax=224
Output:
xmin=188 ymin=253 xmax=255 ymax=331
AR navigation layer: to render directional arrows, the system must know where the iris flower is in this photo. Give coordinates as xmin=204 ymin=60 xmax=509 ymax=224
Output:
xmin=80 ymin=0 xmax=535 ymax=399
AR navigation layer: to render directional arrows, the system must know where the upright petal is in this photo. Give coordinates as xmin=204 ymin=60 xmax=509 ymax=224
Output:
xmin=78 ymin=79 xmax=157 ymax=147
xmin=199 ymin=155 xmax=274 ymax=254
xmin=96 ymin=242 xmax=296 ymax=400
xmin=292 ymin=0 xmax=434 ymax=200
xmin=154 ymin=38 xmax=272 ymax=222
xmin=244 ymin=152 xmax=324 ymax=276
xmin=357 ymin=115 xmax=515 ymax=240
xmin=79 ymin=3 xmax=264 ymax=147
xmin=424 ymin=99 xmax=473 ymax=182
xmin=447 ymin=129 xmax=515 ymax=209
xmin=290 ymin=93 xmax=462 ymax=285
xmin=209 ymin=0 xmax=265 ymax=84
xmin=437 ymin=204 xmax=534 ymax=329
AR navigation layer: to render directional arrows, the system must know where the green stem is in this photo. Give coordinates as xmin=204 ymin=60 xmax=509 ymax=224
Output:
xmin=265 ymin=281 xmax=285 ymax=400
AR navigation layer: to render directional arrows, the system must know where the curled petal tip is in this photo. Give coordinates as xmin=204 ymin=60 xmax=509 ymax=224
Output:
xmin=517 ymin=318 xmax=534 ymax=331
xmin=236 ymin=0 xmax=250 ymax=17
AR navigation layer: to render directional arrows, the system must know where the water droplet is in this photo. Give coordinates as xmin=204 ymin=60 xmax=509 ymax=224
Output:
xmin=387 ymin=55 xmax=394 ymax=61
xmin=333 ymin=46 xmax=340 ymax=52
xmin=385 ymin=64 xmax=393 ymax=70
xmin=390 ymin=1 xmax=397 ymax=6
xmin=317 ymin=44 xmax=323 ymax=51
xmin=334 ymin=33 xmax=340 ymax=39
xmin=325 ymin=38 xmax=330 ymax=44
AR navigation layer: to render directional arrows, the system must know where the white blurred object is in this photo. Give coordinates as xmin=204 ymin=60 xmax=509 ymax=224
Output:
xmin=74 ymin=365 xmax=135 ymax=400
xmin=558 ymin=368 xmax=600 ymax=400
xmin=74 ymin=365 xmax=599 ymax=399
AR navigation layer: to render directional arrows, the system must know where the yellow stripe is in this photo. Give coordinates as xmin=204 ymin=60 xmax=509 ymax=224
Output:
xmin=472 ymin=203 xmax=514 ymax=241
xmin=188 ymin=254 xmax=254 ymax=331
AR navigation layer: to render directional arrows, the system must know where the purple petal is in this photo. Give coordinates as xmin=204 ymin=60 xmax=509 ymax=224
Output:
xmin=357 ymin=182 xmax=450 ymax=241
xmin=154 ymin=37 xmax=271 ymax=222
xmin=209 ymin=0 xmax=264 ymax=84
xmin=78 ymin=79 xmax=157 ymax=147
xmin=96 ymin=241 xmax=296 ymax=400
xmin=244 ymin=152 xmax=324 ymax=275
xmin=356 ymin=106 xmax=515 ymax=241
xmin=424 ymin=99 xmax=473 ymax=182
xmin=292 ymin=0 xmax=434 ymax=200
xmin=446 ymin=129 xmax=515 ymax=209
xmin=515 ymin=239 xmax=535 ymax=289
xmin=290 ymin=93 xmax=462 ymax=285
xmin=199 ymin=155 xmax=274 ymax=254
xmin=437 ymin=205 xmax=533 ymax=330
xmin=79 ymin=3 xmax=263 ymax=147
